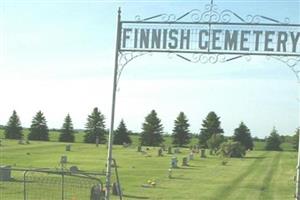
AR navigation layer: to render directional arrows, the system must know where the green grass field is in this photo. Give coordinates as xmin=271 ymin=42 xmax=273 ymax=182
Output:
xmin=0 ymin=137 xmax=297 ymax=200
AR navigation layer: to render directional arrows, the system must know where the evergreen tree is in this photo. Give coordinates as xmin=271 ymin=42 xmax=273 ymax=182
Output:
xmin=293 ymin=128 xmax=299 ymax=150
xmin=28 ymin=111 xmax=49 ymax=141
xmin=59 ymin=114 xmax=75 ymax=142
xmin=232 ymin=122 xmax=254 ymax=150
xmin=4 ymin=110 xmax=23 ymax=139
xmin=199 ymin=112 xmax=223 ymax=148
xmin=84 ymin=107 xmax=106 ymax=144
xmin=113 ymin=120 xmax=132 ymax=145
xmin=265 ymin=127 xmax=282 ymax=151
xmin=140 ymin=110 xmax=164 ymax=146
xmin=172 ymin=112 xmax=191 ymax=147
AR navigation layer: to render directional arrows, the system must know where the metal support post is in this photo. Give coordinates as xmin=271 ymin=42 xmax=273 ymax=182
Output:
xmin=105 ymin=8 xmax=121 ymax=200
xmin=296 ymin=81 xmax=300 ymax=200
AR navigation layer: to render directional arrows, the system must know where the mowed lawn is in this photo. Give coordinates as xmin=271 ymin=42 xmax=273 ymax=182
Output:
xmin=0 ymin=138 xmax=297 ymax=200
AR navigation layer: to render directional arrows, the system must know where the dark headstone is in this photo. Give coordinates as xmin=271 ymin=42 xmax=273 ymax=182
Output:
xmin=168 ymin=146 xmax=172 ymax=154
xmin=66 ymin=144 xmax=71 ymax=151
xmin=158 ymin=148 xmax=163 ymax=157
xmin=61 ymin=155 xmax=67 ymax=164
xmin=90 ymin=184 xmax=104 ymax=200
xmin=182 ymin=157 xmax=188 ymax=166
xmin=137 ymin=145 xmax=142 ymax=152
xmin=200 ymin=149 xmax=206 ymax=158
xmin=0 ymin=166 xmax=11 ymax=181
xmin=112 ymin=182 xmax=122 ymax=196
xmin=70 ymin=166 xmax=79 ymax=173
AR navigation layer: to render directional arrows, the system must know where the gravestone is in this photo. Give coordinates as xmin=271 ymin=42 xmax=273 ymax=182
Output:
xmin=182 ymin=157 xmax=188 ymax=166
xmin=174 ymin=148 xmax=180 ymax=154
xmin=167 ymin=146 xmax=172 ymax=154
xmin=0 ymin=166 xmax=11 ymax=181
xmin=112 ymin=182 xmax=122 ymax=196
xmin=61 ymin=155 xmax=68 ymax=164
xmin=171 ymin=157 xmax=178 ymax=168
xmin=90 ymin=184 xmax=104 ymax=200
xmin=70 ymin=166 xmax=79 ymax=173
xmin=200 ymin=149 xmax=206 ymax=158
xmin=189 ymin=152 xmax=194 ymax=160
xmin=137 ymin=145 xmax=142 ymax=152
xmin=66 ymin=144 xmax=71 ymax=151
xmin=158 ymin=148 xmax=163 ymax=157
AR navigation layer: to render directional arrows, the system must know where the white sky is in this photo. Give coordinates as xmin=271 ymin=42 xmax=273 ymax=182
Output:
xmin=0 ymin=0 xmax=300 ymax=137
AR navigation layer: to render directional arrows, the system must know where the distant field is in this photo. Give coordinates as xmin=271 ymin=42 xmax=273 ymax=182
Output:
xmin=0 ymin=129 xmax=294 ymax=151
xmin=0 ymin=139 xmax=297 ymax=200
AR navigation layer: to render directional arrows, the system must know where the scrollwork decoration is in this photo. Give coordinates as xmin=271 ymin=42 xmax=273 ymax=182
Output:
xmin=134 ymin=3 xmax=290 ymax=24
xmin=117 ymin=52 xmax=148 ymax=85
xmin=174 ymin=53 xmax=251 ymax=64
xmin=269 ymin=56 xmax=300 ymax=81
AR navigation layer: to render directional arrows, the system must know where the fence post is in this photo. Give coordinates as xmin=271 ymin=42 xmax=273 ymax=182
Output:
xmin=23 ymin=170 xmax=28 ymax=200
xmin=62 ymin=171 xmax=65 ymax=200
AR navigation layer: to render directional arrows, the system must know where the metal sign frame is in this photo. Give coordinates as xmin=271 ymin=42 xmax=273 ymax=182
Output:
xmin=105 ymin=2 xmax=300 ymax=200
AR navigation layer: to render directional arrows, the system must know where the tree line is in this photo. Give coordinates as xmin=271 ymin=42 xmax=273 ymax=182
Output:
xmin=3 ymin=109 xmax=298 ymax=155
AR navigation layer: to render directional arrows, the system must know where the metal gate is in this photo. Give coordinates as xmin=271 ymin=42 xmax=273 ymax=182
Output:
xmin=0 ymin=168 xmax=105 ymax=200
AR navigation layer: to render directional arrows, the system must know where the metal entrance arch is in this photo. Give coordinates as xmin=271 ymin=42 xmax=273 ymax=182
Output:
xmin=105 ymin=2 xmax=300 ymax=200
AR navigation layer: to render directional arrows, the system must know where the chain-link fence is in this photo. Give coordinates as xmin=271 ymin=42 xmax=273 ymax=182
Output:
xmin=0 ymin=168 xmax=105 ymax=200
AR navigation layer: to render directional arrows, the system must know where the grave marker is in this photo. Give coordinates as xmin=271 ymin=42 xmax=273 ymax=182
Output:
xmin=182 ymin=157 xmax=188 ymax=166
xmin=168 ymin=146 xmax=172 ymax=154
xmin=189 ymin=152 xmax=194 ymax=161
xmin=61 ymin=155 xmax=68 ymax=164
xmin=137 ymin=145 xmax=142 ymax=152
xmin=0 ymin=166 xmax=11 ymax=181
xmin=158 ymin=148 xmax=163 ymax=157
xmin=66 ymin=144 xmax=71 ymax=151
xmin=171 ymin=157 xmax=178 ymax=168
xmin=200 ymin=149 xmax=206 ymax=158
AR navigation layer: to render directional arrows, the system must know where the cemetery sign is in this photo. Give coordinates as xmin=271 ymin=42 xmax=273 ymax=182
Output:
xmin=105 ymin=3 xmax=300 ymax=200
xmin=121 ymin=23 xmax=300 ymax=56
